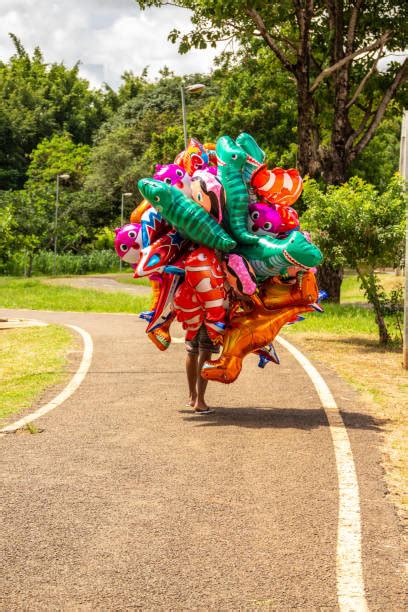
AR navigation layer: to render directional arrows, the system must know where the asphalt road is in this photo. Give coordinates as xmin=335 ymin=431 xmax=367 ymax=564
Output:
xmin=1 ymin=309 xmax=406 ymax=610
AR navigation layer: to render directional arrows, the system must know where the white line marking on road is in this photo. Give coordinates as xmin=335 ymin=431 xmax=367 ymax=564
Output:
xmin=276 ymin=335 xmax=368 ymax=612
xmin=0 ymin=325 xmax=93 ymax=437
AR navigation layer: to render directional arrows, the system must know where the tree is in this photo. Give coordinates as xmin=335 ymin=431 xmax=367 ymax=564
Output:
xmin=26 ymin=133 xmax=91 ymax=191
xmin=137 ymin=1 xmax=407 ymax=183
xmin=136 ymin=1 xmax=407 ymax=300
xmin=0 ymin=35 xmax=113 ymax=189
xmin=0 ymin=204 xmax=15 ymax=272
xmin=301 ymin=175 xmax=406 ymax=344
xmin=85 ymin=72 xmax=213 ymax=208
xmin=189 ymin=46 xmax=299 ymax=167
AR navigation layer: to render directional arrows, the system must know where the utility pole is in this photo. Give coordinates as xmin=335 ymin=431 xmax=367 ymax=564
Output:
xmin=120 ymin=192 xmax=132 ymax=271
xmin=400 ymin=110 xmax=408 ymax=368
xmin=180 ymin=83 xmax=206 ymax=150
xmin=54 ymin=173 xmax=70 ymax=276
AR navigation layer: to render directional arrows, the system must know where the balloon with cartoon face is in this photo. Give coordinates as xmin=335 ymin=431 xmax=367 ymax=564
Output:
xmin=191 ymin=169 xmax=225 ymax=223
xmin=153 ymin=163 xmax=192 ymax=198
xmin=114 ymin=223 xmax=143 ymax=268
xmin=247 ymin=202 xmax=282 ymax=236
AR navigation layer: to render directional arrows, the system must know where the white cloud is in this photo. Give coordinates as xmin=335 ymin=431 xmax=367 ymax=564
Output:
xmin=0 ymin=0 xmax=219 ymax=89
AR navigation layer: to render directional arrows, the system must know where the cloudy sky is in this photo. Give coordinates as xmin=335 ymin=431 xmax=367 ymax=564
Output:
xmin=0 ymin=0 xmax=219 ymax=89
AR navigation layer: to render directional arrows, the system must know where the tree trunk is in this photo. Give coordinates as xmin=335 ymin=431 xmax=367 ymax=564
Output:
xmin=357 ymin=268 xmax=391 ymax=345
xmin=27 ymin=253 xmax=33 ymax=278
xmin=296 ymin=69 xmax=321 ymax=179
xmin=316 ymin=263 xmax=343 ymax=303
xmin=374 ymin=308 xmax=391 ymax=345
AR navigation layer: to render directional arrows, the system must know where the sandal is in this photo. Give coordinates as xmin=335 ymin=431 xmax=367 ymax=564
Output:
xmin=194 ymin=408 xmax=214 ymax=414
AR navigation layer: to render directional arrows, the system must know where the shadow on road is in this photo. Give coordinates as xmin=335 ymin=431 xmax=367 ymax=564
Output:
xmin=180 ymin=407 xmax=387 ymax=431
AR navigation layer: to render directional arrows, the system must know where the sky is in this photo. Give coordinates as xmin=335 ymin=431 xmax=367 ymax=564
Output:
xmin=0 ymin=0 xmax=219 ymax=89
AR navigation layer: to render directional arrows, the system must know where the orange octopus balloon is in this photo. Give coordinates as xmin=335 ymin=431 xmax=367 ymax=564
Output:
xmin=260 ymin=271 xmax=318 ymax=310
xmin=201 ymin=274 xmax=318 ymax=384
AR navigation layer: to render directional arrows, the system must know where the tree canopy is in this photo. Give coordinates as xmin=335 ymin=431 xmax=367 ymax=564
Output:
xmin=0 ymin=35 xmax=113 ymax=189
xmin=137 ymin=1 xmax=408 ymax=184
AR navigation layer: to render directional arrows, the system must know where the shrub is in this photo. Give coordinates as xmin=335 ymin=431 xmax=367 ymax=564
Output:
xmin=5 ymin=250 xmax=120 ymax=276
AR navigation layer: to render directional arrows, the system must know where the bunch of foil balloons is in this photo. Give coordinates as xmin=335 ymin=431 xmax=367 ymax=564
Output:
xmin=114 ymin=133 xmax=324 ymax=383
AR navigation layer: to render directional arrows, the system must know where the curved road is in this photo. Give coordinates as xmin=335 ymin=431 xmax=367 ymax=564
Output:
xmin=1 ymin=308 xmax=405 ymax=610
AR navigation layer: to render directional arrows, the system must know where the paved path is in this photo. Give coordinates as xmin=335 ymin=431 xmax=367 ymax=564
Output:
xmin=44 ymin=274 xmax=151 ymax=295
xmin=1 ymin=309 xmax=405 ymax=610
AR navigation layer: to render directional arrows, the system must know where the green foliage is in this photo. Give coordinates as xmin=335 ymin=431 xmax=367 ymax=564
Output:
xmin=0 ymin=277 xmax=150 ymax=314
xmin=302 ymin=175 xmax=406 ymax=270
xmin=350 ymin=109 xmax=402 ymax=190
xmin=0 ymin=35 xmax=113 ymax=189
xmin=302 ymin=175 xmax=406 ymax=344
xmin=26 ymin=133 xmax=91 ymax=189
xmin=85 ymin=72 xmax=212 ymax=204
xmin=136 ymin=1 xmax=408 ymax=184
xmin=91 ymin=227 xmax=115 ymax=250
xmin=0 ymin=205 xmax=15 ymax=271
xmin=5 ymin=249 xmax=119 ymax=276
xmin=190 ymin=47 xmax=298 ymax=166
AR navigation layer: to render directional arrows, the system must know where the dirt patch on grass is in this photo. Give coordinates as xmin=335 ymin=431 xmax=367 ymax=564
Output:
xmin=43 ymin=275 xmax=151 ymax=295
xmin=289 ymin=331 xmax=408 ymax=527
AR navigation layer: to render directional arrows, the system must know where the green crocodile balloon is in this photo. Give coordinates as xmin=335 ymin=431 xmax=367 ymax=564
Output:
xmin=138 ymin=178 xmax=236 ymax=252
xmin=236 ymin=132 xmax=266 ymax=204
xmin=216 ymin=135 xmax=258 ymax=246
xmin=237 ymin=231 xmax=323 ymax=280
xmin=236 ymin=132 xmax=265 ymax=164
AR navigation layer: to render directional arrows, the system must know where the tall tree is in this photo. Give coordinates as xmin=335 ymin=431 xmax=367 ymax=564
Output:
xmin=0 ymin=35 xmax=113 ymax=189
xmin=137 ymin=1 xmax=407 ymax=183
xmin=137 ymin=0 xmax=407 ymax=299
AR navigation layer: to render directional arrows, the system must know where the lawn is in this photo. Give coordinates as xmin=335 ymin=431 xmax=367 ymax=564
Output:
xmin=0 ymin=324 xmax=73 ymax=422
xmin=341 ymin=272 xmax=404 ymax=303
xmin=0 ymin=278 xmax=151 ymax=313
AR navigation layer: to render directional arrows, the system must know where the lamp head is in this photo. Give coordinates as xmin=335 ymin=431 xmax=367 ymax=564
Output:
xmin=185 ymin=83 xmax=206 ymax=94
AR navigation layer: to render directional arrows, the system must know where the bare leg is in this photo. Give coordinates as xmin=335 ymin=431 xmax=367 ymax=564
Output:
xmin=186 ymin=352 xmax=198 ymax=406
xmin=194 ymin=349 xmax=213 ymax=411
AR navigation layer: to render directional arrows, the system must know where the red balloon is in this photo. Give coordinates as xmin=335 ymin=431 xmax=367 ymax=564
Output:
xmin=174 ymin=246 xmax=227 ymax=342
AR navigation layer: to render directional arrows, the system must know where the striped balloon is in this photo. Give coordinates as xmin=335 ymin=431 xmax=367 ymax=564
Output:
xmin=251 ymin=166 xmax=303 ymax=207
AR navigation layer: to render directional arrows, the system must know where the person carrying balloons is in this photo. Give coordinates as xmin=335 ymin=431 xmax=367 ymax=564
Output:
xmin=114 ymin=134 xmax=324 ymax=415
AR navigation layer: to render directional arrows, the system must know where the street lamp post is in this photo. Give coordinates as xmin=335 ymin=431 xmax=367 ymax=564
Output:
xmin=54 ymin=173 xmax=70 ymax=276
xmin=180 ymin=83 xmax=206 ymax=149
xmin=399 ymin=110 xmax=408 ymax=368
xmin=120 ymin=192 xmax=133 ymax=271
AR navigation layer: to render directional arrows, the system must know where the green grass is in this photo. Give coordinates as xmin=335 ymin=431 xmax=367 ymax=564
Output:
xmin=0 ymin=325 xmax=73 ymax=421
xmin=285 ymin=302 xmax=378 ymax=335
xmin=341 ymin=272 xmax=404 ymax=303
xmin=0 ymin=275 xmax=395 ymax=339
xmin=0 ymin=278 xmax=151 ymax=313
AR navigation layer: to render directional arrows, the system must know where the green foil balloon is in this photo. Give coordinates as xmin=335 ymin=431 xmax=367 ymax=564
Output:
xmin=237 ymin=231 xmax=323 ymax=279
xmin=236 ymin=132 xmax=266 ymax=203
xmin=138 ymin=178 xmax=236 ymax=252
xmin=216 ymin=135 xmax=258 ymax=245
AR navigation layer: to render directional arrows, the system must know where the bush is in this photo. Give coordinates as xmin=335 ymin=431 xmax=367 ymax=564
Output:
xmin=5 ymin=250 xmax=120 ymax=276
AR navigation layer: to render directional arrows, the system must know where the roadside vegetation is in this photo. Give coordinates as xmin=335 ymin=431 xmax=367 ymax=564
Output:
xmin=0 ymin=324 xmax=73 ymax=422
xmin=0 ymin=278 xmax=150 ymax=314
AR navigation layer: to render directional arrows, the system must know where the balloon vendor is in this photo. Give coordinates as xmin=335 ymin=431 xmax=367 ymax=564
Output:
xmin=114 ymin=134 xmax=324 ymax=413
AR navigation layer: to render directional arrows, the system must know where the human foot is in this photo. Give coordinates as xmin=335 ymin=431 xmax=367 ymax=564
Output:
xmin=194 ymin=400 xmax=214 ymax=414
